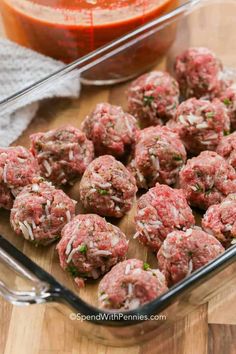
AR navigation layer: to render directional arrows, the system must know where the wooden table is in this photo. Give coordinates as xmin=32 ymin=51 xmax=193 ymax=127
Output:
xmin=1 ymin=2 xmax=236 ymax=354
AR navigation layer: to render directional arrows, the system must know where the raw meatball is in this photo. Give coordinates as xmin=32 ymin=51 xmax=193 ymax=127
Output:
xmin=98 ymin=259 xmax=168 ymax=310
xmin=202 ymin=194 xmax=236 ymax=246
xmin=157 ymin=228 xmax=224 ymax=285
xmin=81 ymin=103 xmax=138 ymax=157
xmin=30 ymin=125 xmax=94 ymax=186
xmin=179 ymin=151 xmax=236 ymax=210
xmin=135 ymin=183 xmax=195 ymax=251
xmin=127 ymin=71 xmax=179 ymax=127
xmin=0 ymin=146 xmax=39 ymax=210
xmin=79 ymin=155 xmax=137 ymax=218
xmin=57 ymin=214 xmax=129 ymax=287
xmin=128 ymin=126 xmax=186 ymax=189
xmin=174 ymin=47 xmax=229 ymax=99
xmin=10 ymin=179 xmax=76 ymax=246
xmin=216 ymin=131 xmax=236 ymax=170
xmin=167 ymin=98 xmax=230 ymax=155
xmin=220 ymin=85 xmax=236 ymax=130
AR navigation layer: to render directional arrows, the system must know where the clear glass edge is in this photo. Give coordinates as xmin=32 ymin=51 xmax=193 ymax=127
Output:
xmin=0 ymin=246 xmax=53 ymax=305
xmin=0 ymin=234 xmax=236 ymax=324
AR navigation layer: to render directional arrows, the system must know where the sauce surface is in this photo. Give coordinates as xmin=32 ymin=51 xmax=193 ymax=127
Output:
xmin=23 ymin=0 xmax=164 ymax=12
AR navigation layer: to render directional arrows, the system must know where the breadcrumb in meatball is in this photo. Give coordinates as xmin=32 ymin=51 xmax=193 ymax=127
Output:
xmin=135 ymin=183 xmax=195 ymax=251
xmin=174 ymin=47 xmax=230 ymax=99
xmin=98 ymin=259 xmax=168 ymax=310
xmin=216 ymin=131 xmax=236 ymax=170
xmin=10 ymin=179 xmax=76 ymax=246
xmin=202 ymin=193 xmax=236 ymax=246
xmin=127 ymin=71 xmax=179 ymax=127
xmin=167 ymin=98 xmax=230 ymax=155
xmin=179 ymin=151 xmax=236 ymax=210
xmin=128 ymin=126 xmax=186 ymax=189
xmin=57 ymin=214 xmax=129 ymax=287
xmin=0 ymin=146 xmax=39 ymax=210
xmin=81 ymin=103 xmax=139 ymax=158
xmin=157 ymin=228 xmax=224 ymax=285
xmin=220 ymin=85 xmax=236 ymax=131
xmin=79 ymin=155 xmax=137 ymax=218
xmin=30 ymin=125 xmax=94 ymax=186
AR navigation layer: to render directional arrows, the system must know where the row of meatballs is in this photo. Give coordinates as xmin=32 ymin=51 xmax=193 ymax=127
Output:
xmin=1 ymin=46 xmax=236 ymax=311
xmin=2 ymin=47 xmax=236 ymax=205
xmin=4 ymin=133 xmax=236 ymax=237
xmin=7 ymin=178 xmax=227 ymax=310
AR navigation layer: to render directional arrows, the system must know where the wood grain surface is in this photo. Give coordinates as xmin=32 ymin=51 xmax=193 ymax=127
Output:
xmin=1 ymin=2 xmax=236 ymax=353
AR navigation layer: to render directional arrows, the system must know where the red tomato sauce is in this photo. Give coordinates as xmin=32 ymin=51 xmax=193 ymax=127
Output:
xmin=0 ymin=0 xmax=179 ymax=82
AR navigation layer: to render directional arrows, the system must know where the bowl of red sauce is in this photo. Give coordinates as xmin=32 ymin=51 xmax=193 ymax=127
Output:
xmin=0 ymin=0 xmax=179 ymax=84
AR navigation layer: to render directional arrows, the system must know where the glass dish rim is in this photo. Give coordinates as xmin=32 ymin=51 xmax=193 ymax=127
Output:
xmin=0 ymin=234 xmax=236 ymax=327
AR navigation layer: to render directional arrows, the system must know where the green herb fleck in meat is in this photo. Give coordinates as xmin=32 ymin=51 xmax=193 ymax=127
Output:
xmin=143 ymin=95 xmax=155 ymax=106
xmin=196 ymin=171 xmax=203 ymax=178
xmin=173 ymin=154 xmax=183 ymax=162
xmin=188 ymin=251 xmax=193 ymax=257
xmin=79 ymin=244 xmax=87 ymax=254
xmin=143 ymin=262 xmax=150 ymax=271
xmin=206 ymin=111 xmax=215 ymax=119
xmin=224 ymin=130 xmax=230 ymax=136
xmin=98 ymin=189 xmax=109 ymax=195
xmin=66 ymin=265 xmax=80 ymax=278
xmin=223 ymin=98 xmax=232 ymax=107
xmin=205 ymin=189 xmax=212 ymax=195
xmin=66 ymin=265 xmax=88 ymax=278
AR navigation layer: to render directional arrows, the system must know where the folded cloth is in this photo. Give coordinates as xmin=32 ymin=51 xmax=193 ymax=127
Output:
xmin=0 ymin=39 xmax=80 ymax=146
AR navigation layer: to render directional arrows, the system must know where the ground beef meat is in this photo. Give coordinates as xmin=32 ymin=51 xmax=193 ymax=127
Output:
xmin=127 ymin=71 xmax=179 ymax=127
xmin=0 ymin=146 xmax=39 ymax=210
xmin=128 ymin=126 xmax=186 ymax=189
xmin=81 ymin=103 xmax=139 ymax=158
xmin=202 ymin=193 xmax=236 ymax=246
xmin=157 ymin=228 xmax=224 ymax=285
xmin=174 ymin=47 xmax=230 ymax=99
xmin=220 ymin=85 xmax=236 ymax=130
xmin=79 ymin=155 xmax=137 ymax=218
xmin=30 ymin=125 xmax=94 ymax=186
xmin=135 ymin=183 xmax=195 ymax=251
xmin=57 ymin=214 xmax=129 ymax=287
xmin=167 ymin=98 xmax=230 ymax=155
xmin=216 ymin=131 xmax=236 ymax=170
xmin=179 ymin=151 xmax=236 ymax=210
xmin=98 ymin=259 xmax=168 ymax=310
xmin=0 ymin=184 xmax=11 ymax=210
xmin=10 ymin=179 xmax=76 ymax=246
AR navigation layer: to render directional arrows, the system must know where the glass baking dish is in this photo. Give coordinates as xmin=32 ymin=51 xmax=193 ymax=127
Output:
xmin=0 ymin=0 xmax=236 ymax=347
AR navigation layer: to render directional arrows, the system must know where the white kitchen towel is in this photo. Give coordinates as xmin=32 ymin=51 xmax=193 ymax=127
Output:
xmin=0 ymin=39 xmax=80 ymax=146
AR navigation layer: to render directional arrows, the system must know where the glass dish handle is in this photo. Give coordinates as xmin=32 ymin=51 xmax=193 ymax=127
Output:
xmin=0 ymin=236 xmax=53 ymax=306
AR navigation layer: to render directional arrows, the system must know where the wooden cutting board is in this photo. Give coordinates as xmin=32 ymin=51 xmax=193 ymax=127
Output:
xmin=1 ymin=3 xmax=236 ymax=354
